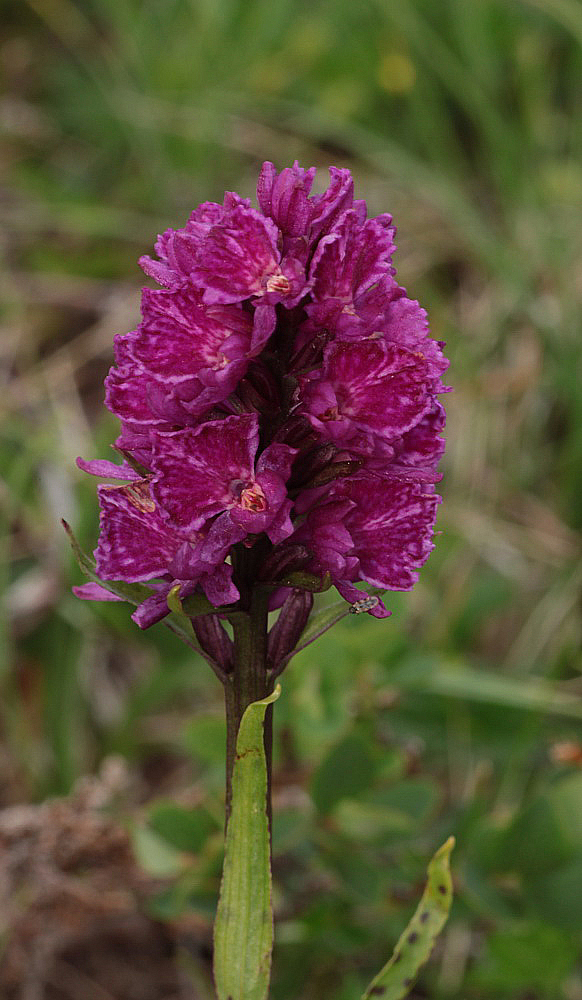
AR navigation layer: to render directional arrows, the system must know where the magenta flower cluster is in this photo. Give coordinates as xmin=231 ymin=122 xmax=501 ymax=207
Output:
xmin=76 ymin=162 xmax=447 ymax=636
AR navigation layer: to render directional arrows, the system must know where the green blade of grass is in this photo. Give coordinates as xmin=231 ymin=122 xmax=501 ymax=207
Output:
xmin=391 ymin=657 xmax=582 ymax=720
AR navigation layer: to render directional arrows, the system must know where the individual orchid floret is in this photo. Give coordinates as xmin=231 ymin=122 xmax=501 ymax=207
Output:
xmin=151 ymin=414 xmax=296 ymax=544
xmin=288 ymin=474 xmax=440 ymax=618
xmin=296 ymin=339 xmax=433 ymax=458
xmin=138 ymin=195 xmax=249 ymax=289
xmin=136 ymin=287 xmax=252 ymax=380
xmin=257 ymin=162 xmax=359 ymax=246
xmin=257 ymin=160 xmax=316 ymax=238
xmin=334 ymin=475 xmax=441 ymax=593
xmin=96 ymin=481 xmax=237 ymax=593
xmin=291 ymin=497 xmax=358 ymax=581
xmin=95 ymin=480 xmax=181 ymax=582
xmin=91 ymin=479 xmax=239 ymax=627
xmin=298 ymin=280 xmax=450 ymax=382
xmin=189 ymin=203 xmax=310 ymax=309
xmin=141 ymin=198 xmax=309 ymax=310
xmin=309 ymin=210 xmax=396 ymax=309
xmin=105 ymin=332 xmax=172 ymax=430
xmin=128 ymin=287 xmax=253 ymax=416
xmin=105 ymin=286 xmax=258 ymax=430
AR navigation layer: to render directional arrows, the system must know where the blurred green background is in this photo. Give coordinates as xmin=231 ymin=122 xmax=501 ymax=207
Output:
xmin=1 ymin=0 xmax=582 ymax=997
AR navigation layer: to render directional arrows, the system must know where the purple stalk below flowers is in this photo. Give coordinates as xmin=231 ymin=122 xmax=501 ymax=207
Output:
xmin=75 ymin=160 xmax=448 ymax=668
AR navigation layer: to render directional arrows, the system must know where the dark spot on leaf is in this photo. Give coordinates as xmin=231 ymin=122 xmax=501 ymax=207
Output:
xmin=408 ymin=931 xmax=418 ymax=943
xmin=438 ymin=884 xmax=447 ymax=894
xmin=403 ymin=978 xmax=412 ymax=988
xmin=369 ymin=988 xmax=385 ymax=996
xmin=420 ymin=910 xmax=429 ymax=922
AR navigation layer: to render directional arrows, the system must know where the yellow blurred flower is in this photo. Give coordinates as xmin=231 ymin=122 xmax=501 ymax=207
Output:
xmin=377 ymin=51 xmax=416 ymax=94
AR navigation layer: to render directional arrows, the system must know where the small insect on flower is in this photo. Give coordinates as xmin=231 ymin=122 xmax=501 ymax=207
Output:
xmin=349 ymin=596 xmax=380 ymax=614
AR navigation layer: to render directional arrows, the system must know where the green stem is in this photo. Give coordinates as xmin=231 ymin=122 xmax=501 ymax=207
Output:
xmin=224 ymin=586 xmax=273 ymax=825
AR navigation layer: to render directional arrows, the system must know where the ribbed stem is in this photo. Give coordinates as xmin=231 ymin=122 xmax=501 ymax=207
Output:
xmin=224 ymin=587 xmax=273 ymax=826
